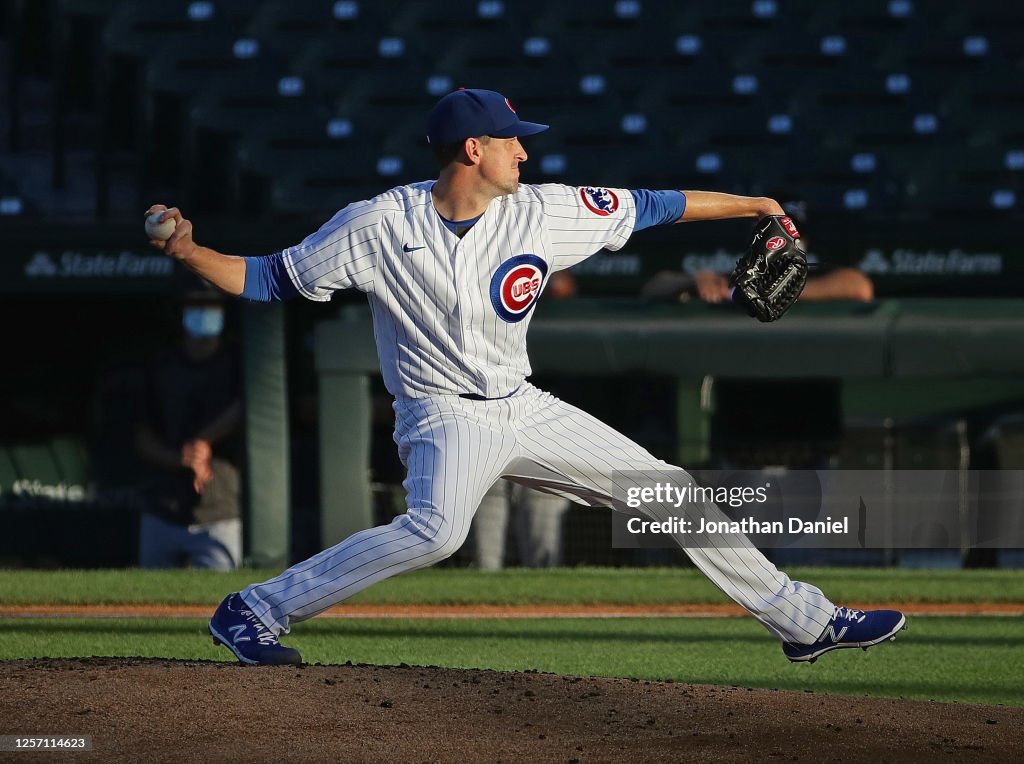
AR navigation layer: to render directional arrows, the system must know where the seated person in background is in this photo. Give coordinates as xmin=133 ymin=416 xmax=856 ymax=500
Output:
xmin=135 ymin=281 xmax=244 ymax=570
xmin=640 ymin=197 xmax=874 ymax=305
xmin=660 ymin=263 xmax=874 ymax=305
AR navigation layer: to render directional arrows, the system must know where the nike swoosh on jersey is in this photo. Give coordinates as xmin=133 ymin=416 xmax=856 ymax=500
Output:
xmin=403 ymin=243 xmax=425 ymax=252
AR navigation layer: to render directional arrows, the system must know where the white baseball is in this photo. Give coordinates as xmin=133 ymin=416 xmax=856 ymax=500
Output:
xmin=145 ymin=211 xmax=176 ymax=241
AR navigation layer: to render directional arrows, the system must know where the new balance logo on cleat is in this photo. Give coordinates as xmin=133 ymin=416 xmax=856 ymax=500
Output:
xmin=783 ymin=607 xmax=906 ymax=663
xmin=209 ymin=592 xmax=302 ymax=666
xmin=820 ymin=624 xmax=849 ymax=643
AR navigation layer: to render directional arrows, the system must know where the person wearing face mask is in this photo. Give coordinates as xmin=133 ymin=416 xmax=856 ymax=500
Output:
xmin=134 ymin=279 xmax=244 ymax=569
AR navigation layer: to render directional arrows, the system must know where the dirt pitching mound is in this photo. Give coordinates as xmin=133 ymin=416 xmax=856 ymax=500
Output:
xmin=1 ymin=658 xmax=1020 ymax=763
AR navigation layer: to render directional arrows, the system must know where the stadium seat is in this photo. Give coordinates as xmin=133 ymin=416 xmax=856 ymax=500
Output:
xmin=181 ymin=67 xmax=331 ymax=212
xmin=97 ymin=0 xmax=252 ymax=151
xmin=137 ymin=30 xmax=292 ymax=201
xmin=806 ymin=0 xmax=924 ymax=34
xmin=947 ymin=145 xmax=1023 ymax=191
xmin=49 ymin=0 xmax=122 ymax=115
xmin=957 ymin=77 xmax=1024 ymax=122
xmin=895 ymin=140 xmax=1021 ymax=218
xmin=437 ymin=31 xmax=542 ymax=74
xmin=288 ymin=35 xmax=439 ymax=151
xmin=755 ymin=35 xmax=849 ymax=84
xmin=236 ymin=118 xmax=438 ymax=220
xmin=103 ymin=0 xmax=252 ymax=47
xmin=432 ymin=34 xmax=577 ymax=111
xmin=529 ymin=0 xmax=651 ymax=36
xmin=538 ymin=102 xmax=650 ymax=149
xmin=29 ymin=0 xmax=1024 ymax=237
xmin=654 ymin=62 xmax=790 ymax=156
xmin=682 ymin=143 xmax=793 ymax=193
xmin=537 ymin=145 xmax=636 ymax=189
xmin=231 ymin=117 xmax=368 ymax=214
xmin=388 ymin=0 xmax=524 ymax=38
xmin=289 ymin=27 xmax=428 ymax=83
xmin=265 ymin=149 xmax=429 ymax=220
xmin=809 ymin=69 xmax=941 ymax=118
xmin=241 ymin=0 xmax=388 ymax=62
xmin=894 ymin=31 xmax=1007 ymax=75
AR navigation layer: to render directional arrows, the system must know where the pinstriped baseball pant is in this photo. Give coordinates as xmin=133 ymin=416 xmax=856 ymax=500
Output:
xmin=242 ymin=383 xmax=835 ymax=644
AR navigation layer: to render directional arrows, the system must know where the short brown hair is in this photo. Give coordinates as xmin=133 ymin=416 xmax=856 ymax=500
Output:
xmin=431 ymin=135 xmax=491 ymax=168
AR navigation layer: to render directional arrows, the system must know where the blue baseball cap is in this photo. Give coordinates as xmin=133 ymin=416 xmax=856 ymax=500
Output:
xmin=426 ymin=88 xmax=548 ymax=146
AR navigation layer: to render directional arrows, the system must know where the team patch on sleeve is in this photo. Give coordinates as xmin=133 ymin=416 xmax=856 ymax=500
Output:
xmin=490 ymin=254 xmax=549 ymax=323
xmin=579 ymin=187 xmax=620 ymax=216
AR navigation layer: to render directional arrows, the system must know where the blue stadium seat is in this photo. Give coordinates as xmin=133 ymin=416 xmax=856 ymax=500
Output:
xmin=266 ymin=152 xmax=416 ymax=219
xmin=389 ymin=0 xmax=524 ymax=38
xmin=250 ymin=111 xmax=437 ymax=219
xmin=806 ymin=0 xmax=923 ymax=34
xmin=243 ymin=1 xmax=396 ymax=64
xmin=138 ymin=30 xmax=292 ymax=201
xmin=44 ymin=0 xmax=1024 ymax=233
xmin=50 ymin=0 xmax=123 ymax=113
xmin=98 ymin=0 xmax=253 ymax=146
xmin=529 ymin=0 xmax=651 ymax=36
xmin=182 ymin=66 xmax=331 ymax=212
xmin=894 ymin=31 xmax=1007 ymax=75
xmin=229 ymin=115 xmax=365 ymax=214
xmin=241 ymin=1 xmax=390 ymax=50
xmin=290 ymin=33 xmax=430 ymax=111
xmin=310 ymin=69 xmax=446 ymax=150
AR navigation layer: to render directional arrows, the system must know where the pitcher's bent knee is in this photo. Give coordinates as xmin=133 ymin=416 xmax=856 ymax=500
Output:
xmin=402 ymin=507 xmax=470 ymax=564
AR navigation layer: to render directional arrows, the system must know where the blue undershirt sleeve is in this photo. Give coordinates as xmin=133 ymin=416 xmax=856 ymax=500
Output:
xmin=630 ymin=189 xmax=687 ymax=231
xmin=241 ymin=253 xmax=300 ymax=302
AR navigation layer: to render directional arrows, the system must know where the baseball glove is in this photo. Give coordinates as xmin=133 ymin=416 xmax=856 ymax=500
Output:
xmin=729 ymin=215 xmax=808 ymax=322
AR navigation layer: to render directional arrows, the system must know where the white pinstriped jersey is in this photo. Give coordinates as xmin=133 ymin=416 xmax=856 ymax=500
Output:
xmin=281 ymin=181 xmax=637 ymax=398
xmin=243 ymin=180 xmax=839 ymax=647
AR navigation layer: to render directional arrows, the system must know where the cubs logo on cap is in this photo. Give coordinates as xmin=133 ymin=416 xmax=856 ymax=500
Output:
xmin=580 ymin=187 xmax=619 ymax=216
xmin=426 ymin=89 xmax=548 ymax=146
xmin=490 ymin=254 xmax=549 ymax=323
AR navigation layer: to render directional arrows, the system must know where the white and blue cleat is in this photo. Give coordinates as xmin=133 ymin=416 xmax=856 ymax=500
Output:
xmin=783 ymin=606 xmax=906 ymax=663
xmin=209 ymin=592 xmax=302 ymax=666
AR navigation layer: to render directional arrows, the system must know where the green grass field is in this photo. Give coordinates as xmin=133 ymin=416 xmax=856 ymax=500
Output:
xmin=1 ymin=566 xmax=1022 ymax=605
xmin=2 ymin=567 xmax=1022 ymax=707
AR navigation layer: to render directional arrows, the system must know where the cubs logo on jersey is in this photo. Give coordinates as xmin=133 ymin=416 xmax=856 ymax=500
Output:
xmin=490 ymin=254 xmax=549 ymax=323
xmin=580 ymin=187 xmax=620 ymax=216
